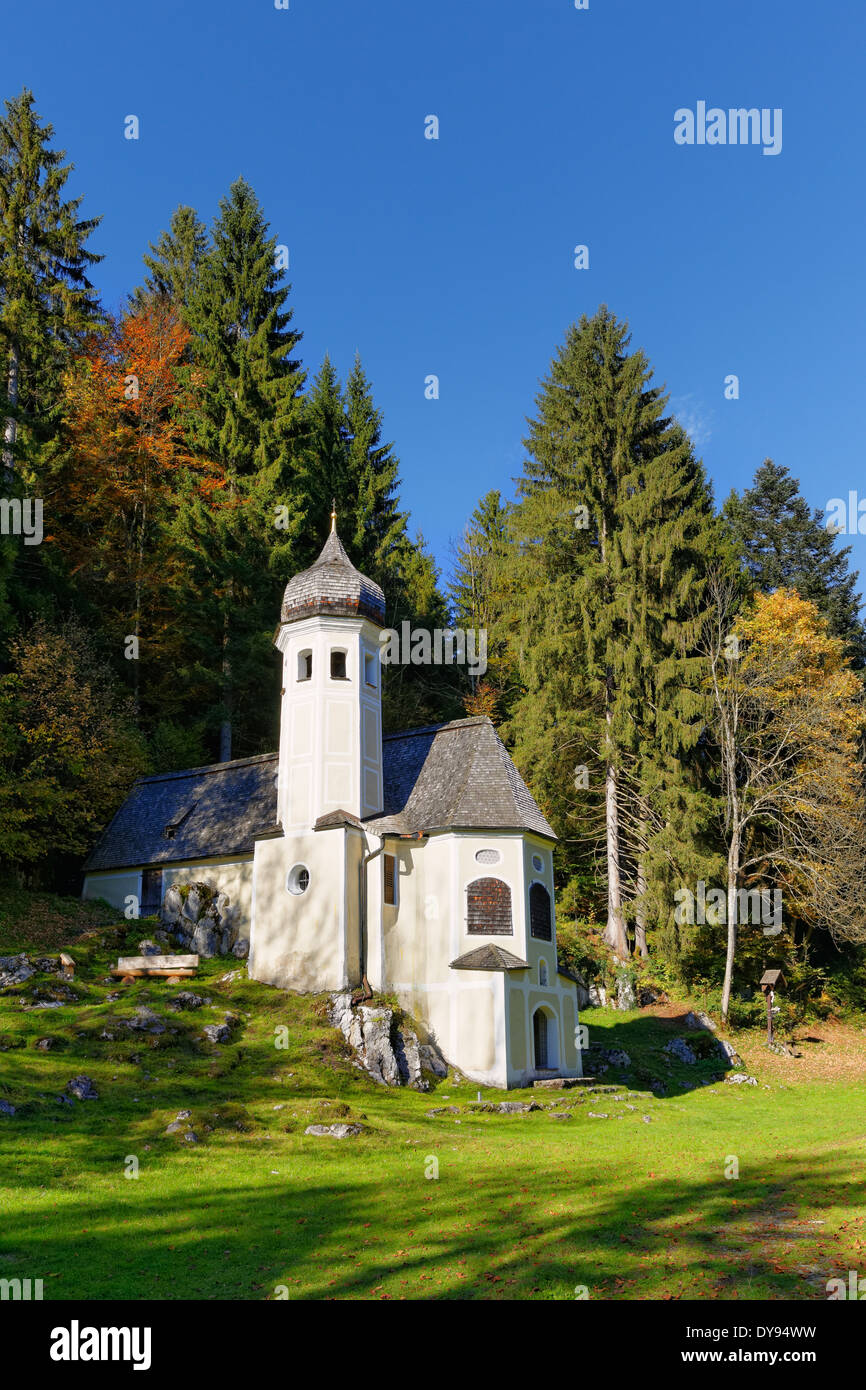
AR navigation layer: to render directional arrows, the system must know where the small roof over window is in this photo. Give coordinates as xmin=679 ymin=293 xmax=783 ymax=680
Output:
xmin=450 ymin=944 xmax=529 ymax=972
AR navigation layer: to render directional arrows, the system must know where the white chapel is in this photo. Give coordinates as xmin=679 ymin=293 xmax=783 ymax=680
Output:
xmin=83 ymin=519 xmax=582 ymax=1088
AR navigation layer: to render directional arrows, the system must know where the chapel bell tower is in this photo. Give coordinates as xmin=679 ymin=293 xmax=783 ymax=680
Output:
xmin=275 ymin=505 xmax=385 ymax=830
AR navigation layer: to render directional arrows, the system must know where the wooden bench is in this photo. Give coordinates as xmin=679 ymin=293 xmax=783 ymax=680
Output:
xmin=111 ymin=954 xmax=199 ymax=984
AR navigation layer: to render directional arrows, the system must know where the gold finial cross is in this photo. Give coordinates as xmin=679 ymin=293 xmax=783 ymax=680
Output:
xmin=330 ymin=498 xmax=337 ymax=533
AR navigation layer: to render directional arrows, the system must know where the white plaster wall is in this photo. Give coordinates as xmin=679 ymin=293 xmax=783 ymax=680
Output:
xmin=375 ymin=828 xmax=575 ymax=1088
xmin=82 ymin=856 xmax=255 ymax=940
xmin=82 ymin=870 xmax=142 ymax=914
xmin=248 ymin=827 xmax=348 ymax=992
xmin=275 ymin=615 xmax=383 ymax=829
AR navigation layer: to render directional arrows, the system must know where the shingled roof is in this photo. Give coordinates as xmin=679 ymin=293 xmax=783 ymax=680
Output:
xmin=366 ymin=717 xmax=556 ymax=840
xmin=450 ymin=944 xmax=530 ymax=971
xmin=84 ymin=719 xmax=554 ymax=874
xmin=280 ymin=528 xmax=385 ymax=627
xmin=83 ymin=754 xmax=279 ymax=873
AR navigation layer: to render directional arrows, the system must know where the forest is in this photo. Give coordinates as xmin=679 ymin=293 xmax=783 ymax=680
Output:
xmin=2 ymin=87 xmax=865 ymax=1030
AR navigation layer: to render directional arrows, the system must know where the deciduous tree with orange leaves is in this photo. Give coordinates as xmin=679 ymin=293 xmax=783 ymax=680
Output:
xmin=54 ymin=299 xmax=221 ymax=714
xmin=700 ymin=576 xmax=866 ymax=1020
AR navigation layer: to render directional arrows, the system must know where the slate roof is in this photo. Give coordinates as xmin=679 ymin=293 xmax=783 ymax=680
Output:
xmin=365 ymin=717 xmax=556 ymax=840
xmin=280 ymin=528 xmax=385 ymax=628
xmin=83 ymin=754 xmax=279 ymax=873
xmin=84 ymin=718 xmax=555 ymax=874
xmin=450 ymin=944 xmax=530 ymax=972
xmin=314 ymin=810 xmax=364 ymax=832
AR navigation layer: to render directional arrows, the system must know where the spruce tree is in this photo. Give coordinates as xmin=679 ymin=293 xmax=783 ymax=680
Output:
xmin=515 ymin=307 xmax=722 ymax=959
xmin=0 ymin=89 xmax=101 ymax=479
xmin=294 ymin=354 xmax=457 ymax=730
xmin=185 ymin=177 xmax=304 ymax=477
xmin=168 ymin=469 xmax=283 ymax=759
xmin=132 ymin=204 xmax=209 ymax=318
xmin=295 ymin=353 xmax=407 ymax=580
xmin=618 ymin=420 xmax=725 ymax=958
xmin=724 ymin=458 xmax=866 ymax=666
xmin=451 ymin=490 xmax=511 ymax=628
xmin=379 ymin=533 xmax=459 ymax=732
xmin=171 ymin=177 xmax=306 ymax=760
xmin=344 ymin=354 xmax=406 ymax=575
xmin=293 ymin=355 xmax=350 ymax=555
xmin=450 ymin=490 xmax=515 ymax=716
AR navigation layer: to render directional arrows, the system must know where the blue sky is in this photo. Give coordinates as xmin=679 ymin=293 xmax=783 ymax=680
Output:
xmin=3 ymin=0 xmax=865 ymax=593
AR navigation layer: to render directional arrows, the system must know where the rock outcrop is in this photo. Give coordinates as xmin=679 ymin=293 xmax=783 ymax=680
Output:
xmin=0 ymin=955 xmax=35 ymax=988
xmin=616 ymin=975 xmax=637 ymax=1010
xmin=329 ymin=993 xmax=446 ymax=1090
xmin=664 ymin=1037 xmax=698 ymax=1065
xmin=160 ymin=882 xmax=245 ymax=958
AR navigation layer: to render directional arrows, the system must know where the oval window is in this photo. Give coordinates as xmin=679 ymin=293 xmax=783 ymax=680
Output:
xmin=287 ymin=864 xmax=310 ymax=895
xmin=475 ymin=848 xmax=501 ymax=866
xmin=532 ymin=854 xmax=544 ymax=872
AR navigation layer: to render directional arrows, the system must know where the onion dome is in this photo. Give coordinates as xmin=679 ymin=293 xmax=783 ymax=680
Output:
xmin=280 ymin=513 xmax=385 ymax=627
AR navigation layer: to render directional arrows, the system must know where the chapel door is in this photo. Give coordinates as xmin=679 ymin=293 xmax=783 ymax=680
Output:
xmin=141 ymin=868 xmax=163 ymax=918
xmin=533 ymin=1010 xmax=548 ymax=1070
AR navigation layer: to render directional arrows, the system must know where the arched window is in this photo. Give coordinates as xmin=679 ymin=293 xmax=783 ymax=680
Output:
xmin=297 ymin=650 xmax=312 ymax=681
xmin=466 ymin=877 xmax=512 ymax=936
xmin=530 ymin=882 xmax=552 ymax=941
xmin=330 ymin=649 xmax=348 ymax=680
xmin=538 ymin=960 xmax=548 ymax=987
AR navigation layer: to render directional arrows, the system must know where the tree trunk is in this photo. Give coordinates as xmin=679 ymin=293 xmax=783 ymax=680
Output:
xmin=3 ymin=343 xmax=20 ymax=478
xmin=635 ymin=857 xmax=648 ymax=958
xmin=599 ymin=515 xmax=628 ymax=960
xmin=133 ymin=489 xmax=146 ymax=718
xmin=720 ymin=832 xmax=740 ymax=1022
xmin=219 ymin=595 xmax=232 ymax=763
xmin=603 ymin=738 xmax=628 ymax=958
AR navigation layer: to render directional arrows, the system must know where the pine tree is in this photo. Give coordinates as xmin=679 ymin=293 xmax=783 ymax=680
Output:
xmin=132 ymin=204 xmax=209 ymax=318
xmin=0 ymin=89 xmax=101 ymax=479
xmin=724 ymin=458 xmax=866 ymax=666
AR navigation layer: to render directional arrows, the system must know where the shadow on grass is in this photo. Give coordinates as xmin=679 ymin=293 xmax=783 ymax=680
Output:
xmin=580 ymin=1007 xmax=743 ymax=1098
xmin=0 ymin=1140 xmax=860 ymax=1301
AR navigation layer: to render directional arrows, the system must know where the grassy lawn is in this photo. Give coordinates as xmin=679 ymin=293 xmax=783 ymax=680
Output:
xmin=1 ymin=896 xmax=864 ymax=1301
